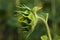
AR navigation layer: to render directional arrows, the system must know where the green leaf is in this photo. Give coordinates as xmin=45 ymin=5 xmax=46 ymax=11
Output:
xmin=41 ymin=35 xmax=48 ymax=40
xmin=32 ymin=6 xmax=42 ymax=13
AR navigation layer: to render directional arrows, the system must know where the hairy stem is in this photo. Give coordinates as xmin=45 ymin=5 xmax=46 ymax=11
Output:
xmin=37 ymin=16 xmax=52 ymax=40
xmin=44 ymin=21 xmax=52 ymax=40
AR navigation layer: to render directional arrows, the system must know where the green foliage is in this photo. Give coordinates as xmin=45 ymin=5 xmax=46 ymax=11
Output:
xmin=16 ymin=2 xmax=52 ymax=40
xmin=0 ymin=0 xmax=60 ymax=40
xmin=16 ymin=4 xmax=38 ymax=39
xmin=41 ymin=35 xmax=48 ymax=40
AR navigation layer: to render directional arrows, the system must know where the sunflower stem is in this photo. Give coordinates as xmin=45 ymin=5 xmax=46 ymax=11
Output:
xmin=37 ymin=15 xmax=52 ymax=40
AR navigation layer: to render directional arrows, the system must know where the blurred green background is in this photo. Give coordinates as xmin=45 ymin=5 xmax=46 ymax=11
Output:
xmin=0 ymin=0 xmax=60 ymax=40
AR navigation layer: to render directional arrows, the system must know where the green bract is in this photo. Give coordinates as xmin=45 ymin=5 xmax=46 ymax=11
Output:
xmin=16 ymin=5 xmax=38 ymax=39
xmin=18 ymin=9 xmax=36 ymax=31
